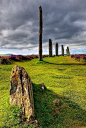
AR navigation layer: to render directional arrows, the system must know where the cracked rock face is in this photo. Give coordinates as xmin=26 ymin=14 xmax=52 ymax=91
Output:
xmin=9 ymin=65 xmax=34 ymax=121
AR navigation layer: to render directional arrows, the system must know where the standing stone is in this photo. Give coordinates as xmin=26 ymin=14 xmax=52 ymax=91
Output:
xmin=49 ymin=39 xmax=52 ymax=57
xmin=61 ymin=45 xmax=64 ymax=56
xmin=39 ymin=6 xmax=43 ymax=61
xmin=9 ymin=65 xmax=34 ymax=121
xmin=66 ymin=46 xmax=70 ymax=56
xmin=55 ymin=43 xmax=58 ymax=56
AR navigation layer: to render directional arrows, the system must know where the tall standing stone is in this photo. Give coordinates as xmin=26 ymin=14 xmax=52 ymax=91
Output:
xmin=9 ymin=65 xmax=34 ymax=121
xmin=55 ymin=43 xmax=58 ymax=56
xmin=39 ymin=6 xmax=43 ymax=61
xmin=66 ymin=46 xmax=70 ymax=56
xmin=49 ymin=39 xmax=52 ymax=57
xmin=61 ymin=45 xmax=64 ymax=56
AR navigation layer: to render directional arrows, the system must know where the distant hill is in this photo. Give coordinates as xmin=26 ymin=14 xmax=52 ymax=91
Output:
xmin=0 ymin=53 xmax=14 ymax=56
xmin=6 ymin=54 xmax=13 ymax=56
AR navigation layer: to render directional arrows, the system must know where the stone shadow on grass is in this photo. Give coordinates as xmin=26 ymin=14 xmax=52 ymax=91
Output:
xmin=43 ymin=60 xmax=86 ymax=65
xmin=33 ymin=83 xmax=86 ymax=128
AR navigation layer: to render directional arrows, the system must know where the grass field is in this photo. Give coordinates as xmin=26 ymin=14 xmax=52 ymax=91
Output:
xmin=0 ymin=56 xmax=86 ymax=128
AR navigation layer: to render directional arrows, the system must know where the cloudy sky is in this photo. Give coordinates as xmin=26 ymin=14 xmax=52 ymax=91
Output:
xmin=0 ymin=0 xmax=86 ymax=55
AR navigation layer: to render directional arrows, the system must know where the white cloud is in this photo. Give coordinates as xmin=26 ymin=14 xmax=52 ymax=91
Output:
xmin=1 ymin=29 xmax=9 ymax=37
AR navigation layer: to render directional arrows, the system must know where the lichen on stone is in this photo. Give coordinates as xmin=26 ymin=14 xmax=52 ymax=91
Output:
xmin=9 ymin=65 xmax=34 ymax=121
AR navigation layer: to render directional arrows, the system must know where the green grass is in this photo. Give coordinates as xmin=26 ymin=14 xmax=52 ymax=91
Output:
xmin=0 ymin=56 xmax=86 ymax=128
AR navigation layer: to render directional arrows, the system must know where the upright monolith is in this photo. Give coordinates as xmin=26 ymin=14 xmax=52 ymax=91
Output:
xmin=39 ymin=6 xmax=43 ymax=61
xmin=49 ymin=39 xmax=52 ymax=57
xmin=61 ymin=45 xmax=64 ymax=56
xmin=9 ymin=65 xmax=34 ymax=121
xmin=66 ymin=46 xmax=70 ymax=56
xmin=55 ymin=43 xmax=58 ymax=56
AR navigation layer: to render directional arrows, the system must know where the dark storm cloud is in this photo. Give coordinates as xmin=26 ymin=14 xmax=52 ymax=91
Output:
xmin=0 ymin=0 xmax=86 ymax=53
xmin=4 ymin=31 xmax=28 ymax=41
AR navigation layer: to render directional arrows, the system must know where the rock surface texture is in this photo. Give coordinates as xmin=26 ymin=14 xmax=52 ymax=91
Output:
xmin=55 ymin=42 xmax=58 ymax=56
xmin=61 ymin=45 xmax=64 ymax=56
xmin=66 ymin=46 xmax=70 ymax=56
xmin=49 ymin=39 xmax=52 ymax=57
xmin=39 ymin=6 xmax=43 ymax=61
xmin=9 ymin=65 xmax=34 ymax=121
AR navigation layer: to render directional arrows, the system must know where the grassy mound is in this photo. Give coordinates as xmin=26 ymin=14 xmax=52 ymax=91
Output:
xmin=0 ymin=56 xmax=86 ymax=128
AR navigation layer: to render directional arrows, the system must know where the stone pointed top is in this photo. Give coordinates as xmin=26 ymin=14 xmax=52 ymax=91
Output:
xmin=49 ymin=39 xmax=52 ymax=41
xmin=39 ymin=6 xmax=42 ymax=9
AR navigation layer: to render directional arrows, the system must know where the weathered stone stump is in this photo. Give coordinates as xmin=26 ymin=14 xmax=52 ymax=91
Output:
xmin=55 ymin=43 xmax=58 ymax=56
xmin=49 ymin=39 xmax=52 ymax=57
xmin=61 ymin=45 xmax=64 ymax=56
xmin=9 ymin=65 xmax=34 ymax=121
xmin=66 ymin=46 xmax=70 ymax=56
